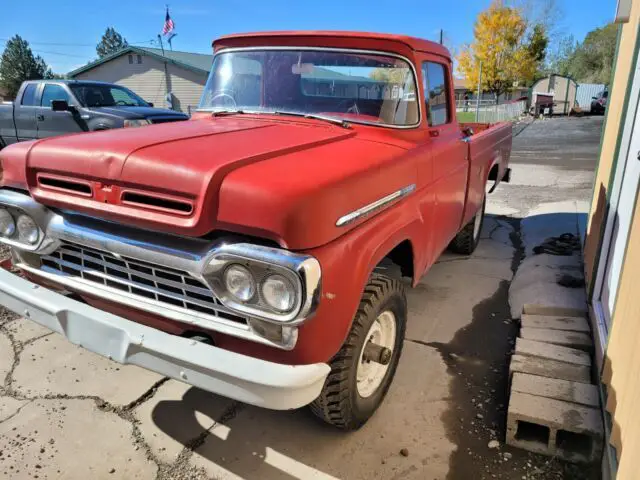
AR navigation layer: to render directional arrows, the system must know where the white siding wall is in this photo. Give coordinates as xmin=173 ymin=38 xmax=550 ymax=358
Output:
xmin=74 ymin=53 xmax=207 ymax=113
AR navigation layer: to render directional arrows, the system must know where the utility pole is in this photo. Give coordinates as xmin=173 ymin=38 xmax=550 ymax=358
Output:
xmin=439 ymin=29 xmax=443 ymax=45
xmin=475 ymin=61 xmax=483 ymax=122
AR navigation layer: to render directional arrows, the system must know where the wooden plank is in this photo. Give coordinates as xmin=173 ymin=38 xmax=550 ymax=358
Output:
xmin=523 ymin=304 xmax=587 ymax=317
xmin=515 ymin=338 xmax=591 ymax=366
xmin=510 ymin=354 xmax=591 ymax=384
xmin=511 ymin=372 xmax=599 ymax=407
xmin=520 ymin=328 xmax=593 ymax=351
xmin=521 ymin=314 xmax=590 ymax=332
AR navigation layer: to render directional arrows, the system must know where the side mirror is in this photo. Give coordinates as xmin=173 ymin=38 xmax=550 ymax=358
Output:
xmin=51 ymin=100 xmax=70 ymax=112
xmin=147 ymin=102 xmax=154 ymax=107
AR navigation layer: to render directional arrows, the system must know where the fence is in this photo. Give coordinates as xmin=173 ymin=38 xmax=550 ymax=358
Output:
xmin=458 ymin=100 xmax=527 ymax=123
xmin=576 ymin=83 xmax=606 ymax=112
xmin=455 ymin=98 xmax=497 ymax=109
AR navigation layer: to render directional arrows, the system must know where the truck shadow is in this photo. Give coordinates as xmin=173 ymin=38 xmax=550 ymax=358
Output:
xmin=150 ymin=387 xmax=347 ymax=479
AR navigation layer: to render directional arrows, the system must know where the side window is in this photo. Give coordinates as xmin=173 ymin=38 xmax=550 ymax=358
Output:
xmin=40 ymin=84 xmax=71 ymax=107
xmin=422 ymin=62 xmax=450 ymax=126
xmin=128 ymin=55 xmax=134 ymax=64
xmin=21 ymin=84 xmax=38 ymax=106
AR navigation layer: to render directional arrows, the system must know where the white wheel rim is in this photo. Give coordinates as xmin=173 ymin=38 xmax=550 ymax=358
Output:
xmin=473 ymin=202 xmax=483 ymax=240
xmin=356 ymin=310 xmax=396 ymax=398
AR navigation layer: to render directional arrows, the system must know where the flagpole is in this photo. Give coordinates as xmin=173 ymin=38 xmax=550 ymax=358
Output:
xmin=157 ymin=34 xmax=165 ymax=56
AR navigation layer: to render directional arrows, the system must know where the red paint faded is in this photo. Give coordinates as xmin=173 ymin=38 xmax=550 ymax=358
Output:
xmin=0 ymin=31 xmax=511 ymax=365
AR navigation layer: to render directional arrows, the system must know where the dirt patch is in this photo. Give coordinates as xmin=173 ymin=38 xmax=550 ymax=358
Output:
xmin=427 ymin=217 xmax=599 ymax=480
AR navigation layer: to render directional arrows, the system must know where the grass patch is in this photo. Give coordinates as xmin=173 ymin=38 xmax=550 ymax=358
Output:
xmin=456 ymin=111 xmax=477 ymax=123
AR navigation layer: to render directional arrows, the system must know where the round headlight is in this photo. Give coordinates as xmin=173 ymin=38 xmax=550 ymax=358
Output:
xmin=16 ymin=214 xmax=39 ymax=245
xmin=223 ymin=264 xmax=256 ymax=302
xmin=261 ymin=274 xmax=296 ymax=312
xmin=0 ymin=208 xmax=15 ymax=238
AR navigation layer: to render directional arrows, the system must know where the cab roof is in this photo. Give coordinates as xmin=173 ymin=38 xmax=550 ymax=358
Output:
xmin=213 ymin=31 xmax=451 ymax=60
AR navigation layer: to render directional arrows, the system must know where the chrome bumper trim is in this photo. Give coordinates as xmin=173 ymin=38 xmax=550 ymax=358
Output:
xmin=0 ymin=267 xmax=329 ymax=410
xmin=0 ymin=190 xmax=321 ymax=331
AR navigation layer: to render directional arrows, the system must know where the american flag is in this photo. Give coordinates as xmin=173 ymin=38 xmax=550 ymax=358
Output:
xmin=162 ymin=8 xmax=175 ymax=35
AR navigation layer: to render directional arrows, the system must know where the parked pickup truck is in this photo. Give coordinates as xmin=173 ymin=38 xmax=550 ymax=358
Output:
xmin=0 ymin=80 xmax=188 ymax=148
xmin=0 ymin=31 xmax=511 ymax=429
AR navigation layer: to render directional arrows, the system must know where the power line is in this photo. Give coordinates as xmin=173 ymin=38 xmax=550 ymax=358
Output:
xmin=0 ymin=38 xmax=157 ymax=47
xmin=0 ymin=41 xmax=86 ymax=58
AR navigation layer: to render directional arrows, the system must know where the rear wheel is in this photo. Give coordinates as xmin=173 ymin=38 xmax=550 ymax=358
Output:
xmin=449 ymin=196 xmax=486 ymax=255
xmin=310 ymin=273 xmax=406 ymax=430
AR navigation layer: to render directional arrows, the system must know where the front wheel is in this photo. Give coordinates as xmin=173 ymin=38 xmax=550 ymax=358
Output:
xmin=449 ymin=196 xmax=486 ymax=255
xmin=310 ymin=274 xmax=406 ymax=430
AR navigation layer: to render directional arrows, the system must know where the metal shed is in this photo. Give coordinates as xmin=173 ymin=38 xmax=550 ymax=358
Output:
xmin=531 ymin=74 xmax=578 ymax=115
xmin=576 ymin=83 xmax=607 ymax=112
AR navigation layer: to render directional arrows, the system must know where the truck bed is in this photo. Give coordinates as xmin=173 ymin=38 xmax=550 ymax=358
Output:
xmin=460 ymin=121 xmax=513 ymax=225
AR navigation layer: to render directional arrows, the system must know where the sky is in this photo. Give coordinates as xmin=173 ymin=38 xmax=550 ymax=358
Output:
xmin=2 ymin=0 xmax=618 ymax=74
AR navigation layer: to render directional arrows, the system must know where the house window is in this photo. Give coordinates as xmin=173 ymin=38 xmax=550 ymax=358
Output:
xmin=137 ymin=54 xmax=142 ymax=64
xmin=128 ymin=55 xmax=133 ymax=64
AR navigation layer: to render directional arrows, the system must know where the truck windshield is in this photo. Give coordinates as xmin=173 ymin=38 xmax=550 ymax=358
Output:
xmin=70 ymin=84 xmax=149 ymax=108
xmin=199 ymin=49 xmax=419 ymax=127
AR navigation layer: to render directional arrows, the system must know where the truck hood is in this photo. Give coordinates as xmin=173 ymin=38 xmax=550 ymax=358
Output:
xmin=89 ymin=106 xmax=189 ymax=119
xmin=20 ymin=117 xmax=370 ymax=241
xmin=7 ymin=116 xmax=415 ymax=249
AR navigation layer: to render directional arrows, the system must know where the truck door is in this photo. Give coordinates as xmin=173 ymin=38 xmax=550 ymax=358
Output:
xmin=421 ymin=60 xmax=468 ymax=253
xmin=13 ymin=83 xmax=39 ymax=140
xmin=37 ymin=83 xmax=84 ymax=138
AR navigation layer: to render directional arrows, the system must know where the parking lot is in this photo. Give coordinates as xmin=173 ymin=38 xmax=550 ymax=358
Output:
xmin=0 ymin=116 xmax=602 ymax=480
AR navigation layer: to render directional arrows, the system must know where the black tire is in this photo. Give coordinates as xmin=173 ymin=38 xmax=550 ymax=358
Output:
xmin=449 ymin=196 xmax=486 ymax=255
xmin=310 ymin=273 xmax=406 ymax=430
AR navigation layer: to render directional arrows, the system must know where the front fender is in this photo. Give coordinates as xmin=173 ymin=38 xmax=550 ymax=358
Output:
xmin=278 ymin=193 xmax=424 ymax=364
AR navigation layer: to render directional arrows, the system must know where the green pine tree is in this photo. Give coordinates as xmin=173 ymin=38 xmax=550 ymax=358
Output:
xmin=96 ymin=27 xmax=128 ymax=58
xmin=0 ymin=35 xmax=53 ymax=99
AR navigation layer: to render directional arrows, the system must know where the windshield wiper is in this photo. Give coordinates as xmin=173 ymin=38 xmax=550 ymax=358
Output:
xmin=273 ymin=111 xmax=350 ymax=128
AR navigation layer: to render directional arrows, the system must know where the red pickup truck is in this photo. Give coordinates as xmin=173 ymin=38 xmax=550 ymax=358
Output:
xmin=0 ymin=31 xmax=511 ymax=429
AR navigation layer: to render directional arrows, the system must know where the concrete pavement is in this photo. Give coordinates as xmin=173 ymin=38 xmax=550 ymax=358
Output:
xmin=0 ymin=116 xmax=603 ymax=480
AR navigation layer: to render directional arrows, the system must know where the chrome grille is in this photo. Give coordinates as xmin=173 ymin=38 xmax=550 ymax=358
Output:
xmin=40 ymin=242 xmax=247 ymax=325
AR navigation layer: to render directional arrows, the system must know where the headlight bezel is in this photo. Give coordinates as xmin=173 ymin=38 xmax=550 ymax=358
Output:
xmin=203 ymin=243 xmax=321 ymax=324
xmin=0 ymin=205 xmax=47 ymax=251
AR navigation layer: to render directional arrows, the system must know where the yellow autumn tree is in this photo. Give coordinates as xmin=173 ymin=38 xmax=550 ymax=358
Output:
xmin=458 ymin=0 xmax=538 ymax=97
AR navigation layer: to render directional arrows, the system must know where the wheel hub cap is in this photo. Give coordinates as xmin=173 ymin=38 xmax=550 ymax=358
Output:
xmin=357 ymin=310 xmax=396 ymax=398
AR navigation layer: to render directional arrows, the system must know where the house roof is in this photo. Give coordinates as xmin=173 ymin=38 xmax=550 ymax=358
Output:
xmin=453 ymin=77 xmax=469 ymax=90
xmin=68 ymin=46 xmax=214 ymax=77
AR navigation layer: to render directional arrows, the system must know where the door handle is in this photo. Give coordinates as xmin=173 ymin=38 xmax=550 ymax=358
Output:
xmin=36 ymin=114 xmax=45 ymax=121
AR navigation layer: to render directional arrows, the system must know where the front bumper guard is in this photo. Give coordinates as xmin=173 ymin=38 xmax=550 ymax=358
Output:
xmin=0 ymin=267 xmax=329 ymax=410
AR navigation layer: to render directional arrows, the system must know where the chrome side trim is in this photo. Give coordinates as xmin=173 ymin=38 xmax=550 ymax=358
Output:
xmin=336 ymin=184 xmax=416 ymax=227
xmin=198 ymin=46 xmax=422 ymax=130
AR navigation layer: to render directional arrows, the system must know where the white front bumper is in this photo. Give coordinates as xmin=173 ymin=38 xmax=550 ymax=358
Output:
xmin=0 ymin=267 xmax=330 ymax=410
